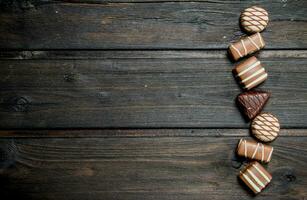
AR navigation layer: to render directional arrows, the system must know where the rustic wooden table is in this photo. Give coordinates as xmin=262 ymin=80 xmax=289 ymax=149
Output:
xmin=0 ymin=0 xmax=306 ymax=199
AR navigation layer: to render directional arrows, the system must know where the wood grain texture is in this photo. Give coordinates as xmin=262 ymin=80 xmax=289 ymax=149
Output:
xmin=0 ymin=0 xmax=306 ymax=199
xmin=0 ymin=130 xmax=306 ymax=200
xmin=1 ymin=50 xmax=307 ymax=129
xmin=1 ymin=128 xmax=307 ymax=138
xmin=0 ymin=0 xmax=306 ymax=49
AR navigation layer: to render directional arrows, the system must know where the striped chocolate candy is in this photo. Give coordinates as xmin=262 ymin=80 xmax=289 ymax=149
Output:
xmin=237 ymin=139 xmax=273 ymax=163
xmin=233 ymin=56 xmax=268 ymax=90
xmin=228 ymin=32 xmax=265 ymax=61
xmin=239 ymin=161 xmax=272 ymax=194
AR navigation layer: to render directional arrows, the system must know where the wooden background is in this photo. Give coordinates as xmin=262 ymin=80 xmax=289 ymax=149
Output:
xmin=0 ymin=0 xmax=307 ymax=199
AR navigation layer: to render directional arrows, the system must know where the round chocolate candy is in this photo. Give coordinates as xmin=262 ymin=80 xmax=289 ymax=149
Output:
xmin=251 ymin=113 xmax=280 ymax=142
xmin=240 ymin=6 xmax=269 ymax=34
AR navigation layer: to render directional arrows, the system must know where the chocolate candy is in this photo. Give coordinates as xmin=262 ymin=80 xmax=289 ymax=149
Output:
xmin=228 ymin=33 xmax=265 ymax=61
xmin=233 ymin=56 xmax=268 ymax=90
xmin=240 ymin=6 xmax=269 ymax=34
xmin=237 ymin=139 xmax=273 ymax=163
xmin=251 ymin=113 xmax=280 ymax=142
xmin=239 ymin=161 xmax=272 ymax=194
xmin=237 ymin=90 xmax=270 ymax=120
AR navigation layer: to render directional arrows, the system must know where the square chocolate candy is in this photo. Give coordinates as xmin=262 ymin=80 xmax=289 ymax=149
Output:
xmin=239 ymin=161 xmax=272 ymax=194
xmin=233 ymin=56 xmax=268 ymax=90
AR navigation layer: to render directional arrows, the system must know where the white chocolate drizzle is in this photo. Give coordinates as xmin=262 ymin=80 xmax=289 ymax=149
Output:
xmin=241 ymin=68 xmax=265 ymax=83
xmin=240 ymin=171 xmax=261 ymax=193
xmin=237 ymin=60 xmax=260 ymax=77
xmin=244 ymin=73 xmax=267 ymax=89
xmin=252 ymin=163 xmax=271 ymax=183
xmin=230 ymin=33 xmax=264 ymax=60
xmin=241 ymin=39 xmax=247 ymax=55
xmin=267 ymin=147 xmax=274 ymax=162
xmin=239 ymin=139 xmax=272 ymax=163
xmin=230 ymin=44 xmax=242 ymax=58
xmin=251 ymin=143 xmax=259 ymax=159
xmin=247 ymin=169 xmax=265 ymax=188
xmin=257 ymin=32 xmax=264 ymax=47
xmin=261 ymin=143 xmax=264 ymax=162
xmin=248 ymin=36 xmax=260 ymax=50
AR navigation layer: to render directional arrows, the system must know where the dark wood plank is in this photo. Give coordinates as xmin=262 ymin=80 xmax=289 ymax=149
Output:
xmin=0 ymin=50 xmax=307 ymax=129
xmin=0 ymin=128 xmax=307 ymax=138
xmin=0 ymin=129 xmax=306 ymax=200
xmin=0 ymin=0 xmax=306 ymax=49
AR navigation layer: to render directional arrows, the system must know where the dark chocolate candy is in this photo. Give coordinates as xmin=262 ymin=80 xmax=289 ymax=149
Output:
xmin=237 ymin=90 xmax=270 ymax=120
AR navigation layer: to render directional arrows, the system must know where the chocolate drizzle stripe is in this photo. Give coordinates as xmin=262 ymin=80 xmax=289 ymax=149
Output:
xmin=245 ymin=24 xmax=263 ymax=32
xmin=241 ymin=68 xmax=265 ymax=83
xmin=248 ymin=36 xmax=260 ymax=50
xmin=245 ymin=25 xmax=265 ymax=30
xmin=243 ymin=13 xmax=268 ymax=19
xmin=252 ymin=7 xmax=268 ymax=16
xmin=251 ymin=143 xmax=259 ymax=159
xmin=242 ymin=18 xmax=267 ymax=22
xmin=241 ymin=67 xmax=265 ymax=85
xmin=241 ymin=39 xmax=247 ymax=55
xmin=258 ymin=33 xmax=264 ymax=47
xmin=237 ymin=60 xmax=260 ymax=76
xmin=252 ymin=164 xmax=270 ymax=182
xmin=249 ymin=93 xmax=262 ymax=110
xmin=230 ymin=44 xmax=242 ymax=58
xmin=243 ymin=20 xmax=267 ymax=24
xmin=247 ymin=169 xmax=265 ymax=188
xmin=243 ymin=15 xmax=266 ymax=23
xmin=241 ymin=172 xmax=261 ymax=193
xmin=267 ymin=147 xmax=273 ymax=162
xmin=247 ymin=7 xmax=267 ymax=16
xmin=242 ymin=18 xmax=267 ymax=23
xmin=261 ymin=144 xmax=265 ymax=162
xmin=253 ymin=128 xmax=275 ymax=139
xmin=244 ymin=73 xmax=267 ymax=89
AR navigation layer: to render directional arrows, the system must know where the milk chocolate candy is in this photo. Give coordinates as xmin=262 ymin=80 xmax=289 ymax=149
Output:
xmin=237 ymin=139 xmax=273 ymax=163
xmin=239 ymin=161 xmax=272 ymax=194
xmin=251 ymin=113 xmax=280 ymax=142
xmin=240 ymin=6 xmax=269 ymax=34
xmin=228 ymin=33 xmax=265 ymax=61
xmin=237 ymin=90 xmax=270 ymax=120
xmin=233 ymin=56 xmax=268 ymax=90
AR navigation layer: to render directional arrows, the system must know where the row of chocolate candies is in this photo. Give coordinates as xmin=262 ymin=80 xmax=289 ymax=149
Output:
xmin=238 ymin=5 xmax=280 ymax=163
xmin=227 ymin=6 xmax=277 ymax=195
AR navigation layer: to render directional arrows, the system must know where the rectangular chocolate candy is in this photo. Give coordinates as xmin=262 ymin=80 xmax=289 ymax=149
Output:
xmin=237 ymin=139 xmax=273 ymax=163
xmin=228 ymin=32 xmax=265 ymax=61
xmin=232 ymin=56 xmax=267 ymax=90
xmin=239 ymin=161 xmax=272 ymax=194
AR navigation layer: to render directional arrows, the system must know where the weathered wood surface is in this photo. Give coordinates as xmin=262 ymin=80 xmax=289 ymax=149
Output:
xmin=1 ymin=128 xmax=307 ymax=138
xmin=1 ymin=50 xmax=307 ymax=129
xmin=0 ymin=129 xmax=306 ymax=200
xmin=0 ymin=0 xmax=306 ymax=49
xmin=1 ymin=0 xmax=306 ymax=199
